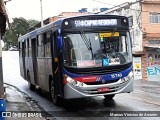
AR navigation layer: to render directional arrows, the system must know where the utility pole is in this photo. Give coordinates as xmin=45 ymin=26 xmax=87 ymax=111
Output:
xmin=0 ymin=0 xmax=7 ymax=100
xmin=40 ymin=0 xmax=43 ymax=27
xmin=1 ymin=1 xmax=10 ymax=118
xmin=0 ymin=32 xmax=4 ymax=99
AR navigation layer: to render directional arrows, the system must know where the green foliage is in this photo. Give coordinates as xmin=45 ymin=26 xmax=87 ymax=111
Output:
xmin=28 ymin=19 xmax=39 ymax=28
xmin=3 ymin=17 xmax=39 ymax=50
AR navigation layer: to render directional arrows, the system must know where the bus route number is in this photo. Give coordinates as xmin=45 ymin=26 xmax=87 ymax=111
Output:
xmin=111 ymin=73 xmax=122 ymax=78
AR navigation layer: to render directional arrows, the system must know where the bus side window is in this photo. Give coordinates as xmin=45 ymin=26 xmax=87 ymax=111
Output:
xmin=25 ymin=39 xmax=28 ymax=57
xmin=19 ymin=42 xmax=22 ymax=57
xmin=28 ymin=39 xmax=32 ymax=57
xmin=37 ymin=34 xmax=44 ymax=58
xmin=44 ymin=31 xmax=51 ymax=57
xmin=19 ymin=42 xmax=21 ymax=50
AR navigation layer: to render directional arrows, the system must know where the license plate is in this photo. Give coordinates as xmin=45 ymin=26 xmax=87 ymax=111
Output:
xmin=98 ymin=87 xmax=109 ymax=92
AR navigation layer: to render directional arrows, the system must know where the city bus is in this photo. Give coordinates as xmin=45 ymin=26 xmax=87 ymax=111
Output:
xmin=18 ymin=14 xmax=133 ymax=105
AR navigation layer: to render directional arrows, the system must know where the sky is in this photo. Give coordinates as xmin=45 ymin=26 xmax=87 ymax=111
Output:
xmin=5 ymin=0 xmax=136 ymax=21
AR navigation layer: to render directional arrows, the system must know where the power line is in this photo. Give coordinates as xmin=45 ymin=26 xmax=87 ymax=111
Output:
xmin=92 ymin=0 xmax=116 ymax=7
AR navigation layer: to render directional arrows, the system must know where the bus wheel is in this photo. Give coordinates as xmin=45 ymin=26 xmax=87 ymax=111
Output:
xmin=27 ymin=72 xmax=35 ymax=91
xmin=104 ymin=95 xmax=115 ymax=100
xmin=50 ymin=80 xmax=61 ymax=105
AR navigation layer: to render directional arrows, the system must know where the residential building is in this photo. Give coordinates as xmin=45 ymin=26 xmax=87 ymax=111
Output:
xmin=99 ymin=0 xmax=160 ymax=81
xmin=29 ymin=12 xmax=90 ymax=31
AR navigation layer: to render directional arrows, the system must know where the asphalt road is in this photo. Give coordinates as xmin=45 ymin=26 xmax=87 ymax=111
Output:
xmin=2 ymin=51 xmax=160 ymax=120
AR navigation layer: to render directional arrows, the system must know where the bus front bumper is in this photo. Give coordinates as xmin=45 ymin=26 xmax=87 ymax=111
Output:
xmin=64 ymin=78 xmax=133 ymax=99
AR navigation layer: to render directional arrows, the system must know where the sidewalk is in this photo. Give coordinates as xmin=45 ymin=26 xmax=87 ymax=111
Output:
xmin=4 ymin=85 xmax=47 ymax=120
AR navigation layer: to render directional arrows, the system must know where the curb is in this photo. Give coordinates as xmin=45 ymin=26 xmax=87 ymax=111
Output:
xmin=4 ymin=83 xmax=50 ymax=120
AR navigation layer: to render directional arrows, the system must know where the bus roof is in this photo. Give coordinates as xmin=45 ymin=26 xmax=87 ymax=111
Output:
xmin=18 ymin=14 xmax=128 ymax=42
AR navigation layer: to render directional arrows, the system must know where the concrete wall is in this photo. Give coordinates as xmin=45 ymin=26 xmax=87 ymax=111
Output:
xmin=141 ymin=1 xmax=160 ymax=81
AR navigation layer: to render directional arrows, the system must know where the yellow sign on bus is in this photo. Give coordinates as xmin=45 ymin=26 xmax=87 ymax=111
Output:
xmin=99 ymin=32 xmax=119 ymax=37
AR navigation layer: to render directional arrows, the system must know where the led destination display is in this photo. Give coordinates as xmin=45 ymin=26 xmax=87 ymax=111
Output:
xmin=74 ymin=19 xmax=117 ymax=27
xmin=62 ymin=17 xmax=128 ymax=29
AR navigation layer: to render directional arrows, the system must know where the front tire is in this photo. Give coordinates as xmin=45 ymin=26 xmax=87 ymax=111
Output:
xmin=104 ymin=94 xmax=115 ymax=100
xmin=50 ymin=80 xmax=61 ymax=105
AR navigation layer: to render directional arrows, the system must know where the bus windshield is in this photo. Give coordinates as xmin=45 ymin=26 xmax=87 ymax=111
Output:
xmin=63 ymin=31 xmax=132 ymax=68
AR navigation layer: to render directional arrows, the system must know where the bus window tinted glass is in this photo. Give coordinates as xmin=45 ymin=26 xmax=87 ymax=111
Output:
xmin=63 ymin=31 xmax=132 ymax=68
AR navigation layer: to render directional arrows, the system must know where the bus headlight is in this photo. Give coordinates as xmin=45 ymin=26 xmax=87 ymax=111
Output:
xmin=66 ymin=76 xmax=85 ymax=87
xmin=121 ymin=71 xmax=133 ymax=82
xmin=128 ymin=71 xmax=133 ymax=79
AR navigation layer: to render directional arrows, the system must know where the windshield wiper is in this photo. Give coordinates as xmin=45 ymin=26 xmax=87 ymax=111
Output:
xmin=80 ymin=30 xmax=94 ymax=59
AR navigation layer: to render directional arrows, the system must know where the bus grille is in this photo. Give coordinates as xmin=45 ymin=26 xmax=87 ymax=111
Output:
xmin=64 ymin=63 xmax=132 ymax=75
xmin=76 ymin=67 xmax=126 ymax=75
xmin=84 ymin=79 xmax=119 ymax=85
xmin=83 ymin=81 xmax=127 ymax=95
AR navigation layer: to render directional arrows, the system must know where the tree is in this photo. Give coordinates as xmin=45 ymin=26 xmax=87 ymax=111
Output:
xmin=28 ymin=19 xmax=39 ymax=28
xmin=3 ymin=17 xmax=39 ymax=50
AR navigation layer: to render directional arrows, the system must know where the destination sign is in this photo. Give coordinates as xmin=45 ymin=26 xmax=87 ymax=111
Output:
xmin=74 ymin=19 xmax=117 ymax=27
xmin=99 ymin=32 xmax=119 ymax=37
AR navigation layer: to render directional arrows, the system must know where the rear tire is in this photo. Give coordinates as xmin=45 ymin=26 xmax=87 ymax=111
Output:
xmin=27 ymin=72 xmax=35 ymax=91
xmin=50 ymin=80 xmax=61 ymax=105
xmin=104 ymin=94 xmax=115 ymax=100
